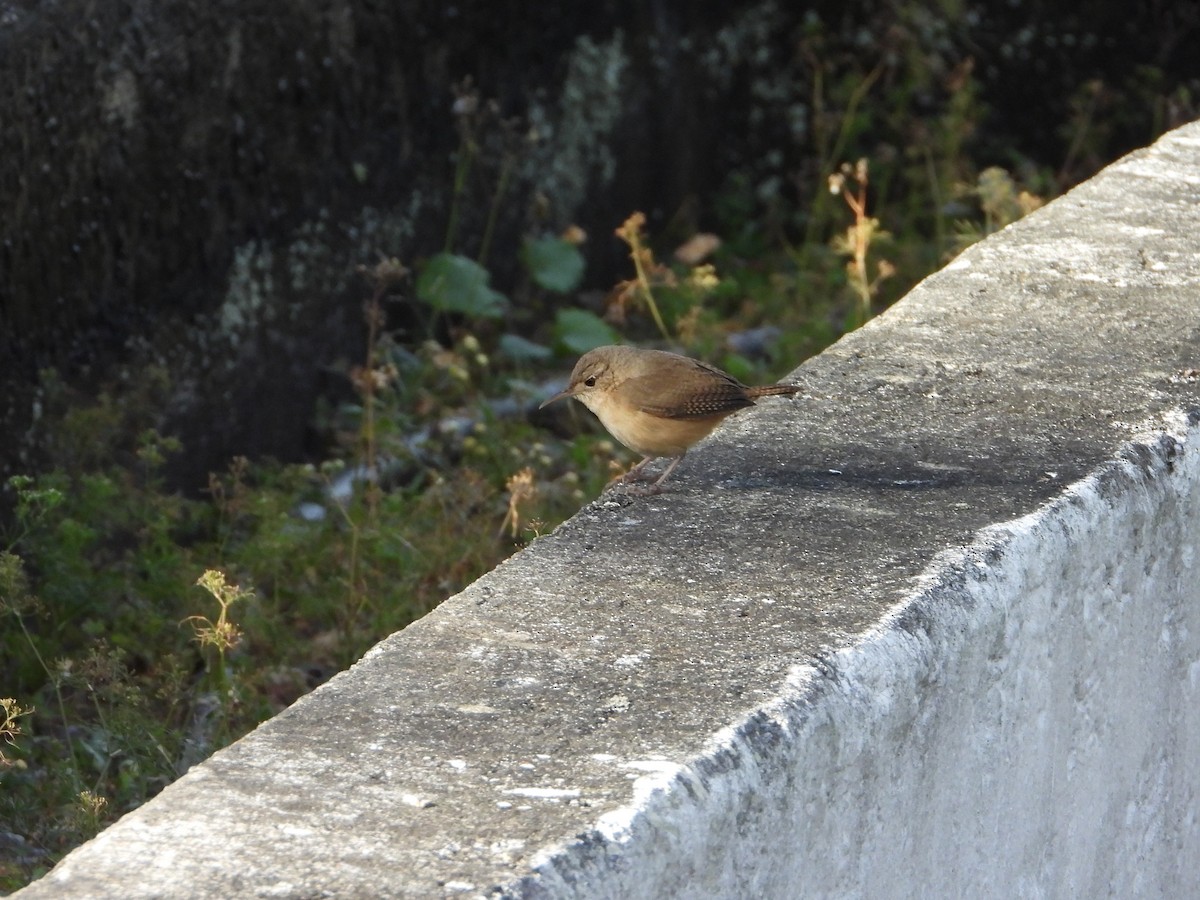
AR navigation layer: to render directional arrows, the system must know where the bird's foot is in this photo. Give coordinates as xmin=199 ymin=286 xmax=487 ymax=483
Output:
xmin=605 ymin=455 xmax=683 ymax=495
xmin=611 ymin=457 xmax=657 ymax=485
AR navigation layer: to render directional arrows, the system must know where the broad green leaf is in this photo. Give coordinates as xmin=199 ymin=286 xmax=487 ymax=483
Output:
xmin=498 ymin=333 xmax=553 ymax=362
xmin=554 ymin=308 xmax=619 ymax=355
xmin=522 ymin=237 xmax=585 ymax=294
xmin=719 ymin=352 xmax=756 ymax=384
xmin=416 ymin=253 xmax=508 ymax=319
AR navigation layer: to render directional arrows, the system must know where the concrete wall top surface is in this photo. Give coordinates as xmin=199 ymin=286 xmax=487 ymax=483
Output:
xmin=16 ymin=123 xmax=1200 ymax=898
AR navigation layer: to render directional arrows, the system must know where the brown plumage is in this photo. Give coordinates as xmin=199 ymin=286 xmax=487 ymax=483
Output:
xmin=540 ymin=345 xmax=800 ymax=491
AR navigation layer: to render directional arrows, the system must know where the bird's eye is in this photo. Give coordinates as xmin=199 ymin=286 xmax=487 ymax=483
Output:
xmin=584 ymin=376 xmax=597 ymax=387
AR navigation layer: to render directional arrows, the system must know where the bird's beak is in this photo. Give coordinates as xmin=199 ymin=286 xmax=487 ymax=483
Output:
xmin=539 ymin=386 xmax=576 ymax=409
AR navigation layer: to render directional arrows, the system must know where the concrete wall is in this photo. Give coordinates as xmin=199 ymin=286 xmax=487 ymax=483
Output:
xmin=16 ymin=124 xmax=1200 ymax=899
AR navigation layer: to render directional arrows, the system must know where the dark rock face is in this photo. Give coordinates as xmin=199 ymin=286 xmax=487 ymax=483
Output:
xmin=0 ymin=1 xmax=626 ymax=482
xmin=0 ymin=2 xmax=686 ymax=484
xmin=2 ymin=0 xmax=1194 ymax=486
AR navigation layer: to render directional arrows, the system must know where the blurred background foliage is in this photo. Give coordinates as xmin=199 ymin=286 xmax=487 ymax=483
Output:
xmin=1 ymin=0 xmax=1197 ymax=888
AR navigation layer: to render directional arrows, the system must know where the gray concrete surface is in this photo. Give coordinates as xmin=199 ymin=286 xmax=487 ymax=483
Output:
xmin=17 ymin=123 xmax=1200 ymax=898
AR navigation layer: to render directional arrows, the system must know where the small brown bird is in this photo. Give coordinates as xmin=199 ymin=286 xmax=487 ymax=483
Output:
xmin=540 ymin=345 xmax=800 ymax=492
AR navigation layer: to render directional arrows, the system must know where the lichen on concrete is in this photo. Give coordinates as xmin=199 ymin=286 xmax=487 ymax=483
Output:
xmin=525 ymin=33 xmax=630 ymax=224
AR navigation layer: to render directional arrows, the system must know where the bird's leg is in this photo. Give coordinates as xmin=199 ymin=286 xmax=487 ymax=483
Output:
xmin=611 ymin=453 xmax=685 ymax=495
xmin=650 ymin=454 xmax=685 ymax=488
xmin=615 ymin=455 xmax=658 ymax=484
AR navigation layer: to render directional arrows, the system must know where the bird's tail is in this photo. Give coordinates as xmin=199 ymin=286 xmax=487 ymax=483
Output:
xmin=746 ymin=383 xmax=801 ymax=400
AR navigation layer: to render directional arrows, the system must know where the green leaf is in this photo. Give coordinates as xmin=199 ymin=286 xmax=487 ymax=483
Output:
xmin=553 ymin=309 xmax=619 ymax=355
xmin=522 ymin=237 xmax=585 ymax=294
xmin=416 ymin=253 xmax=508 ymax=319
xmin=719 ymin=352 xmax=756 ymax=384
xmin=498 ymin=333 xmax=553 ymax=362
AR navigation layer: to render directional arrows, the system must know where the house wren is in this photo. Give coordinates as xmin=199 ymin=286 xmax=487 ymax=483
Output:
xmin=540 ymin=345 xmax=800 ymax=491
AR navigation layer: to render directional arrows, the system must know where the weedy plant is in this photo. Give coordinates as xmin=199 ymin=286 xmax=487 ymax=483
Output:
xmin=185 ymin=570 xmax=253 ymax=742
xmin=950 ymin=166 xmax=1045 ymax=253
xmin=828 ymin=158 xmax=896 ymax=326
xmin=0 ymin=697 xmax=33 ymax=768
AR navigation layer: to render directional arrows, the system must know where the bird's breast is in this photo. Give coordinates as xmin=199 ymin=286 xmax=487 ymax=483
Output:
xmin=581 ymin=391 xmax=727 ymax=458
